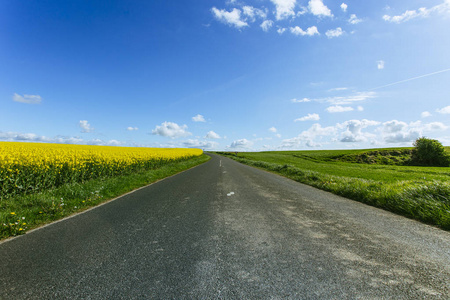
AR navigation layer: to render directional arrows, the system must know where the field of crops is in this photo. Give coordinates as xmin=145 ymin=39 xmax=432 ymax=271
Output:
xmin=238 ymin=149 xmax=450 ymax=183
xmin=218 ymin=149 xmax=450 ymax=229
xmin=0 ymin=142 xmax=203 ymax=199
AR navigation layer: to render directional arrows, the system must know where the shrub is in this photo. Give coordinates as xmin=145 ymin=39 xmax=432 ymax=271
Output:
xmin=411 ymin=137 xmax=450 ymax=167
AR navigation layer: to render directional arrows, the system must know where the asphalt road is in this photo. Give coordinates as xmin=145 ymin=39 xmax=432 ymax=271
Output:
xmin=1 ymin=153 xmax=449 ymax=299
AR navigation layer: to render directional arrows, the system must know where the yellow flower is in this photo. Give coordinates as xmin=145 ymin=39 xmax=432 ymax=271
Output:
xmin=10 ymin=212 xmax=16 ymax=215
xmin=0 ymin=142 xmax=202 ymax=199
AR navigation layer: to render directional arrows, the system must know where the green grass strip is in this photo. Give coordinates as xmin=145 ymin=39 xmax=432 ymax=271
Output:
xmin=222 ymin=155 xmax=450 ymax=230
xmin=1 ymin=154 xmax=210 ymax=240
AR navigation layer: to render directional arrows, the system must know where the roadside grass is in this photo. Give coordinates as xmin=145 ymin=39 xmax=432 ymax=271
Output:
xmin=1 ymin=154 xmax=210 ymax=240
xmin=217 ymin=150 xmax=450 ymax=230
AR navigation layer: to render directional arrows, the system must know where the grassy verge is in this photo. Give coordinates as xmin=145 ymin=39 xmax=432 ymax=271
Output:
xmin=1 ymin=154 xmax=210 ymax=240
xmin=218 ymin=152 xmax=450 ymax=230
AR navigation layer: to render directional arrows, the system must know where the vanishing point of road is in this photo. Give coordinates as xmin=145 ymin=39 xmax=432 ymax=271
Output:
xmin=1 ymin=153 xmax=449 ymax=299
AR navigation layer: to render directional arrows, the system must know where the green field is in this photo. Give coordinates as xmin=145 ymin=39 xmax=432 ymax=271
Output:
xmin=217 ymin=148 xmax=450 ymax=230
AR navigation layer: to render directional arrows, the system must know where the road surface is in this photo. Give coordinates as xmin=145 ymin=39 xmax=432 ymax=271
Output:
xmin=1 ymin=153 xmax=449 ymax=299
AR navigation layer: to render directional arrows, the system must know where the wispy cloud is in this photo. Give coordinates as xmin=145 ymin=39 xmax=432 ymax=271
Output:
xmin=192 ymin=114 xmax=206 ymax=122
xmin=242 ymin=6 xmax=267 ymax=21
xmin=0 ymin=131 xmax=121 ymax=146
xmin=13 ymin=93 xmax=42 ymax=104
xmin=370 ymin=68 xmax=450 ymax=90
xmin=310 ymin=91 xmax=376 ymax=105
xmin=437 ymin=105 xmax=450 ymax=114
xmin=183 ymin=139 xmax=219 ymax=149
xmin=211 ymin=7 xmax=248 ymax=28
xmin=79 ymin=120 xmax=94 ymax=133
xmin=348 ymin=14 xmax=362 ymax=24
xmin=328 ymin=87 xmax=348 ymax=92
xmin=421 ymin=111 xmax=432 ymax=118
xmin=261 ymin=20 xmax=274 ymax=32
xmin=277 ymin=27 xmax=287 ymax=34
xmin=326 ymin=27 xmax=344 ymax=38
xmin=326 ymin=105 xmax=354 ymax=113
xmin=383 ymin=0 xmax=450 ymax=23
xmin=271 ymin=0 xmax=297 ymax=20
xmin=294 ymin=113 xmax=320 ymax=121
xmin=291 ymin=97 xmax=311 ymax=103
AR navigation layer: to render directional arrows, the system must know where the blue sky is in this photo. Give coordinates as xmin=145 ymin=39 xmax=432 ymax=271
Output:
xmin=1 ymin=0 xmax=450 ymax=151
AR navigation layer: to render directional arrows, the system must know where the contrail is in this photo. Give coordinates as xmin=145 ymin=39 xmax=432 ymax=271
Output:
xmin=370 ymin=68 xmax=450 ymax=91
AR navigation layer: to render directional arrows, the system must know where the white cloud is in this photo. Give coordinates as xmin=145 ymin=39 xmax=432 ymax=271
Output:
xmin=297 ymin=7 xmax=308 ymax=16
xmin=277 ymin=27 xmax=287 ymax=34
xmin=316 ymin=91 xmax=376 ymax=105
xmin=242 ymin=6 xmax=267 ymax=21
xmin=380 ymin=120 xmax=447 ymax=143
xmin=192 ymin=114 xmax=206 ymax=122
xmin=377 ymin=60 xmax=385 ymax=70
xmin=261 ymin=20 xmax=274 ymax=32
xmin=205 ymin=130 xmax=221 ymax=139
xmin=270 ymin=0 xmax=297 ymax=20
xmin=295 ymin=113 xmax=320 ymax=121
xmin=308 ymin=0 xmax=333 ymax=17
xmin=357 ymin=106 xmax=364 ymax=111
xmin=421 ymin=111 xmax=432 ymax=118
xmin=290 ymin=26 xmax=319 ymax=36
xmin=103 ymin=140 xmax=122 ymax=146
xmin=383 ymin=1 xmax=450 ymax=23
xmin=381 ymin=120 xmax=420 ymax=143
xmin=291 ymin=97 xmax=311 ymax=103
xmin=328 ymin=87 xmax=348 ymax=92
xmin=382 ymin=120 xmax=408 ymax=133
xmin=152 ymin=121 xmax=192 ymax=139
xmin=127 ymin=127 xmax=138 ymax=131
xmin=424 ymin=122 xmax=448 ymax=131
xmin=384 ymin=130 xmax=421 ymax=143
xmin=338 ymin=119 xmax=380 ymax=143
xmin=437 ymin=105 xmax=450 ymax=114
xmin=13 ymin=93 xmax=42 ymax=104
xmin=282 ymin=123 xmax=336 ymax=148
xmin=183 ymin=139 xmax=219 ymax=149
xmin=348 ymin=14 xmax=362 ymax=24
xmin=211 ymin=7 xmax=248 ymax=28
xmin=229 ymin=138 xmax=254 ymax=149
xmin=79 ymin=120 xmax=94 ymax=133
xmin=326 ymin=105 xmax=353 ymax=113
xmin=340 ymin=3 xmax=347 ymax=12
xmin=269 ymin=127 xmax=277 ymax=133
xmin=325 ymin=27 xmax=344 ymax=38
xmin=0 ymin=131 xmax=122 ymax=146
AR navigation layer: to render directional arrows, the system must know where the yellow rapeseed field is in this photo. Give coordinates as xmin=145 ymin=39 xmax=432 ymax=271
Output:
xmin=0 ymin=142 xmax=202 ymax=199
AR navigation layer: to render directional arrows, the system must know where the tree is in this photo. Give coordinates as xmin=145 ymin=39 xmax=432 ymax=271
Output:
xmin=411 ymin=137 xmax=450 ymax=167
